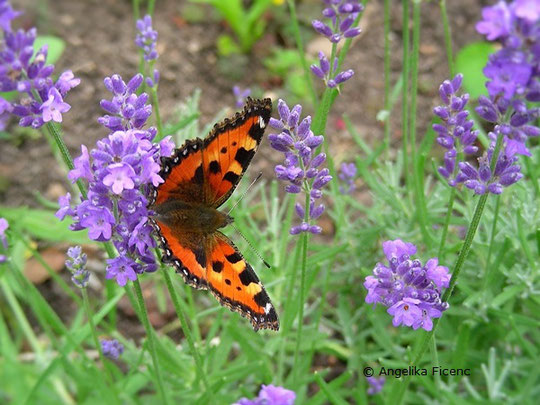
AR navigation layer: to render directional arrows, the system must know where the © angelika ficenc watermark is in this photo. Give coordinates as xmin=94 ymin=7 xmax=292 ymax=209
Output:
xmin=363 ymin=365 xmax=471 ymax=379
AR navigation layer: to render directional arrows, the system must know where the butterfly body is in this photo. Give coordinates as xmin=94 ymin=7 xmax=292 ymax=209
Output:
xmin=149 ymin=98 xmax=279 ymax=331
xmin=153 ymin=199 xmax=232 ymax=235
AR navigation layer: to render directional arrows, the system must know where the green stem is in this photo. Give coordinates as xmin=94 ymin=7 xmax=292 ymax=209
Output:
xmin=150 ymin=85 xmax=164 ymax=140
xmin=410 ymin=0 xmax=431 ymax=245
xmin=484 ymin=194 xmax=501 ymax=281
xmin=401 ymin=0 xmax=411 ymax=189
xmin=277 ymin=235 xmax=302 ymax=383
xmin=292 ymin=191 xmax=311 ymax=386
xmin=132 ymin=279 xmax=169 ymax=404
xmin=437 ymin=187 xmax=456 ymax=259
xmin=409 ymin=0 xmax=420 ymax=158
xmin=147 ymin=0 xmax=156 ymax=15
xmin=132 ymin=0 xmax=140 ymax=20
xmin=383 ymin=0 xmax=391 ymax=156
xmin=439 ymin=0 xmax=455 ymax=76
xmin=45 ymin=122 xmax=87 ymax=199
xmin=81 ymin=288 xmax=120 ymax=404
xmin=287 ymin=0 xmax=318 ymax=107
xmin=161 ymin=268 xmax=209 ymax=391
xmin=431 ymin=336 xmax=441 ymax=388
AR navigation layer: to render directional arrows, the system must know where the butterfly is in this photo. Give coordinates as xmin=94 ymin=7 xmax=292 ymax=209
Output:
xmin=149 ymin=98 xmax=279 ymax=331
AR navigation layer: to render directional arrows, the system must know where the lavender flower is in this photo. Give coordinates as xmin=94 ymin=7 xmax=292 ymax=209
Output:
xmin=0 ymin=217 xmax=8 ymax=264
xmin=97 ymin=74 xmax=152 ymax=131
xmin=234 ymin=384 xmax=296 ymax=405
xmin=476 ymin=0 xmax=540 ymax=104
xmin=312 ymin=0 xmax=364 ymax=44
xmin=514 ymin=0 xmax=540 ymax=22
xmin=366 ymin=376 xmax=385 ymax=395
xmin=65 ymin=246 xmax=89 ymax=288
xmin=476 ymin=1 xmax=514 ymax=40
xmin=0 ymin=0 xmax=20 ymax=31
xmin=135 ymin=14 xmax=158 ymax=61
xmin=233 ymin=85 xmax=251 ymax=108
xmin=435 ymin=0 xmax=540 ymax=195
xmin=338 ymin=161 xmax=357 ymax=193
xmin=364 ymin=240 xmax=451 ymax=331
xmin=456 ymin=140 xmax=523 ymax=195
xmin=432 ymin=74 xmax=479 ymax=186
xmin=269 ymin=99 xmax=330 ymax=235
xmin=0 ymin=1 xmax=79 ymax=128
xmin=101 ymin=339 xmax=124 ymax=360
xmin=57 ymin=73 xmax=174 ymax=286
xmin=310 ymin=1 xmax=363 ymax=88
xmin=310 ymin=51 xmax=355 ymax=89
xmin=474 ymin=1 xmax=540 ymax=158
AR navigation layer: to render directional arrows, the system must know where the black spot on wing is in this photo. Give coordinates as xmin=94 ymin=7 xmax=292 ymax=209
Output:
xmin=223 ymin=171 xmax=240 ymax=184
xmin=226 ymin=252 xmax=242 ymax=264
xmin=212 ymin=261 xmax=224 ymax=273
xmin=221 ymin=147 xmax=227 ymax=154
xmin=239 ymin=267 xmax=259 ymax=286
xmin=235 ymin=147 xmax=255 ymax=168
xmin=253 ymin=290 xmax=270 ymax=307
xmin=191 ymin=164 xmax=204 ymax=184
xmin=209 ymin=160 xmax=221 ymax=174
xmin=225 ymin=279 xmax=231 ymax=285
xmin=248 ymin=122 xmax=264 ymax=142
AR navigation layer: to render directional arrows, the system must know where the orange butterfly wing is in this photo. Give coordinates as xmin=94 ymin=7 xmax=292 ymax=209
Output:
xmin=152 ymin=220 xmax=208 ymax=290
xmin=149 ymin=98 xmax=279 ymax=331
xmin=206 ymin=232 xmax=278 ymax=331
xmin=151 ymin=138 xmax=205 ymax=207
xmin=202 ymin=98 xmax=271 ymax=206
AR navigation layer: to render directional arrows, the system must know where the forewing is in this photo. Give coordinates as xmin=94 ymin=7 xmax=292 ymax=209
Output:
xmin=201 ymin=98 xmax=272 ymax=207
xmin=150 ymin=138 xmax=205 ymax=207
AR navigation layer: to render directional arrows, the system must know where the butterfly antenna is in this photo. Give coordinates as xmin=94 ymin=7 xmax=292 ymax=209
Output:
xmin=230 ymin=223 xmax=271 ymax=268
xmin=227 ymin=172 xmax=263 ymax=216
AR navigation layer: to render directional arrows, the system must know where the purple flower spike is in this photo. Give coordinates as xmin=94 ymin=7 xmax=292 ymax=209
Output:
xmin=367 ymin=376 xmax=385 ymax=395
xmin=0 ymin=8 xmax=79 ymax=128
xmin=233 ymin=85 xmax=251 ymax=108
xmin=472 ymin=0 xmax=540 ymax=161
xmin=456 ymin=139 xmax=523 ymax=195
xmin=433 ymin=74 xmax=480 ymax=186
xmin=269 ymin=99 xmax=331 ymax=236
xmin=135 ymin=14 xmax=158 ymax=61
xmin=338 ymin=162 xmax=357 ymax=193
xmin=310 ymin=1 xmax=363 ymax=88
xmin=234 ymin=384 xmax=296 ymax=405
xmin=101 ymin=339 xmax=124 ymax=360
xmin=476 ymin=1 xmax=514 ymax=41
xmin=0 ymin=217 xmax=9 ymax=264
xmin=58 ymin=72 xmax=174 ymax=286
xmin=364 ymin=239 xmax=450 ymax=331
xmin=66 ymin=246 xmax=90 ymax=288
xmin=40 ymin=87 xmax=71 ymax=122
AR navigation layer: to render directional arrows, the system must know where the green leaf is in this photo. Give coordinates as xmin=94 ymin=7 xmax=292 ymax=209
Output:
xmin=34 ymin=35 xmax=66 ymax=65
xmin=455 ymin=41 xmax=497 ymax=99
xmin=0 ymin=206 xmax=89 ymax=243
xmin=216 ymin=34 xmax=241 ymax=56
